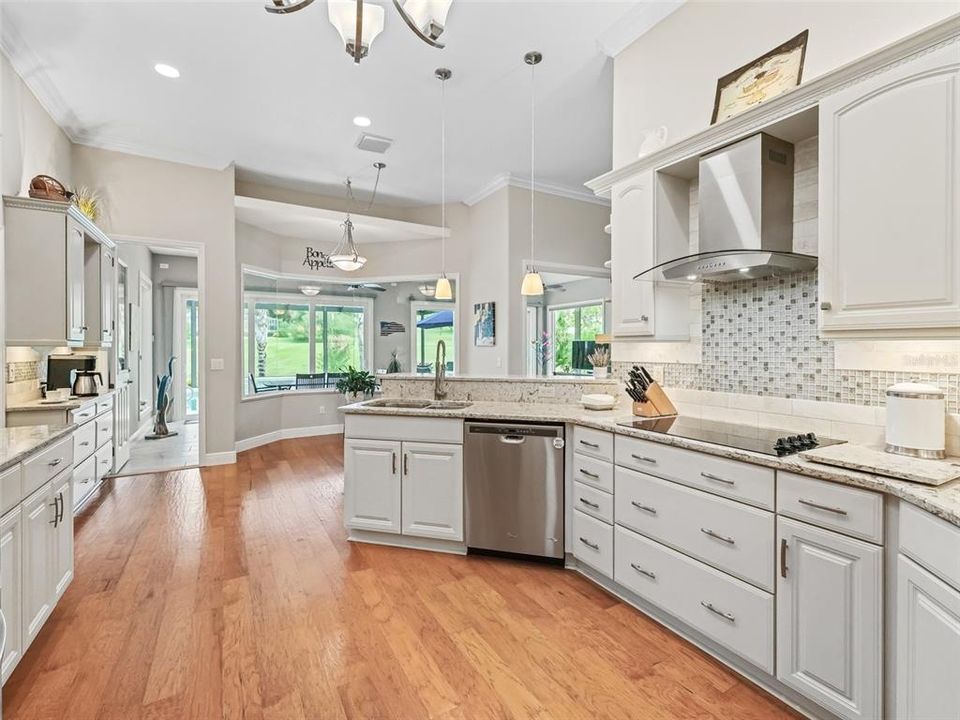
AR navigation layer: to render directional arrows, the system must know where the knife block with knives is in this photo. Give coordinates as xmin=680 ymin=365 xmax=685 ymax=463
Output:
xmin=626 ymin=365 xmax=678 ymax=418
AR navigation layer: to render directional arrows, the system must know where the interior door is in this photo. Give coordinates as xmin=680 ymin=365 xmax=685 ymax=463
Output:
xmin=138 ymin=273 xmax=153 ymax=422
xmin=173 ymin=289 xmax=200 ymax=422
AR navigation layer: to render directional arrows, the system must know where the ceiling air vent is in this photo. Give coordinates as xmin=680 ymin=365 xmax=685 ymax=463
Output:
xmin=356 ymin=133 xmax=393 ymax=154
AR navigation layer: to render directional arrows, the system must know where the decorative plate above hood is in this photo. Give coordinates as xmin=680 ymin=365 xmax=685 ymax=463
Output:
xmin=635 ymin=132 xmax=817 ymax=284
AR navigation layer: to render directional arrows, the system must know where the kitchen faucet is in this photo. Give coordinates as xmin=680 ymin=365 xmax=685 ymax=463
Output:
xmin=434 ymin=339 xmax=447 ymax=400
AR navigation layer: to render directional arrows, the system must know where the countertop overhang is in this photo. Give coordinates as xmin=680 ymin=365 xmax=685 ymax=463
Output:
xmin=0 ymin=425 xmax=76 ymax=472
xmin=341 ymin=399 xmax=960 ymax=528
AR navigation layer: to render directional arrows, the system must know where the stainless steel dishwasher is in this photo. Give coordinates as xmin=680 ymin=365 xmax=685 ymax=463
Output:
xmin=464 ymin=421 xmax=565 ymax=561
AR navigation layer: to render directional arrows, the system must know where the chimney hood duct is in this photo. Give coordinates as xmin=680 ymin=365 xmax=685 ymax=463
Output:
xmin=635 ymin=133 xmax=817 ymax=283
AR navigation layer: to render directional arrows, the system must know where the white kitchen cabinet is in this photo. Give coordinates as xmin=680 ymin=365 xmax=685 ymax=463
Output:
xmin=610 ymin=172 xmax=655 ymax=336
xmin=21 ymin=482 xmax=54 ymax=650
xmin=818 ymin=42 xmax=960 ymax=335
xmin=896 ymin=554 xmax=960 ymax=720
xmin=776 ymin=516 xmax=882 ymax=720
xmin=84 ymin=239 xmax=116 ymax=347
xmin=401 ymin=442 xmax=463 ymax=541
xmin=66 ymin=216 xmax=86 ymax=344
xmin=0 ymin=507 xmax=23 ymax=684
xmin=343 ymin=438 xmax=402 ymax=534
xmin=52 ymin=475 xmax=73 ymax=601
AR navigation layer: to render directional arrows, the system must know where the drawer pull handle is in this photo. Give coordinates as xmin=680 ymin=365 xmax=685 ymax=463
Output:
xmin=631 ymin=454 xmax=657 ymax=464
xmin=700 ymin=528 xmax=735 ymax=545
xmin=630 ymin=563 xmax=656 ymax=580
xmin=797 ymin=498 xmax=848 ymax=516
xmin=579 ymin=468 xmax=600 ymax=479
xmin=579 ymin=498 xmax=600 ymax=510
xmin=701 ymin=472 xmax=734 ymax=486
xmin=630 ymin=501 xmax=657 ymax=515
xmin=579 ymin=440 xmax=600 ymax=449
xmin=700 ymin=601 xmax=735 ymax=623
xmin=79 ymin=441 xmax=90 ymax=447
xmin=48 ymin=458 xmax=63 ymax=467
xmin=403 ymin=453 xmax=409 ymax=476
xmin=780 ymin=538 xmax=788 ymax=578
xmin=579 ymin=537 xmax=600 ymax=551
xmin=392 ymin=452 xmax=397 ymax=475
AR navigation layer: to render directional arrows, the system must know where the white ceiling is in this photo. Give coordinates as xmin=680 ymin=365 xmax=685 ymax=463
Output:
xmin=235 ymin=195 xmax=448 ymax=243
xmin=0 ymin=1 xmax=654 ymax=207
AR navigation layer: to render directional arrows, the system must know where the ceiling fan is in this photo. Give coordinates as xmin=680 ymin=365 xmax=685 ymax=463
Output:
xmin=348 ymin=282 xmax=387 ymax=292
xmin=265 ymin=0 xmax=453 ymax=63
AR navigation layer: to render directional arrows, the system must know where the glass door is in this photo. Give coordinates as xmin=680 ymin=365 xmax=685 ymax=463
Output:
xmin=173 ymin=289 xmax=200 ymax=421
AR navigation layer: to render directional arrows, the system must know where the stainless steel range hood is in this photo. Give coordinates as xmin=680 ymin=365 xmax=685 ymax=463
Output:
xmin=635 ymin=133 xmax=817 ymax=283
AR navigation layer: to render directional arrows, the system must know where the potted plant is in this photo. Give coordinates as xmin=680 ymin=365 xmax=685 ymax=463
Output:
xmin=587 ymin=347 xmax=610 ymax=380
xmin=336 ymin=366 xmax=378 ymax=400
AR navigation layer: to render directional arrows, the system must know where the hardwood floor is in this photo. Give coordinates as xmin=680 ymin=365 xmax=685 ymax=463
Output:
xmin=3 ymin=436 xmax=800 ymax=719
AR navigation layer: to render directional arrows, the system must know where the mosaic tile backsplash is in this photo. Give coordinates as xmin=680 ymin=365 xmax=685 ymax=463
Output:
xmin=612 ymin=271 xmax=960 ymax=413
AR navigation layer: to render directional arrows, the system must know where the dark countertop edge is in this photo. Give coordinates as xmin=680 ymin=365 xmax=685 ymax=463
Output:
xmin=341 ymin=402 xmax=960 ymax=528
xmin=0 ymin=424 xmax=76 ymax=473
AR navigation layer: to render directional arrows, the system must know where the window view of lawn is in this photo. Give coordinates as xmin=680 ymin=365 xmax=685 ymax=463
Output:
xmin=552 ymin=303 xmax=603 ymax=375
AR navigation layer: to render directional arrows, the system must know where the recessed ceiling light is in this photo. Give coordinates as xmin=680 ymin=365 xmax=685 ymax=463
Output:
xmin=154 ymin=63 xmax=180 ymax=79
xmin=353 ymin=116 xmax=372 ymax=128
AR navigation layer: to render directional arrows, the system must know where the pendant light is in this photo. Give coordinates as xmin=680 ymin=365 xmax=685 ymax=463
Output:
xmin=328 ymin=213 xmax=367 ymax=271
xmin=434 ymin=67 xmax=453 ymax=301
xmin=520 ymin=51 xmax=545 ymax=296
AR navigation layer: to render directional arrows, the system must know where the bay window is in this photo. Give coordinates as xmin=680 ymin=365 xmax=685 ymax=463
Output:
xmin=549 ymin=301 xmax=604 ymax=376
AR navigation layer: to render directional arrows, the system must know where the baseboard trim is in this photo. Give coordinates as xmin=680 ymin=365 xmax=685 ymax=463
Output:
xmin=348 ymin=529 xmax=467 ymax=555
xmin=235 ymin=424 xmax=344 ymax=453
xmin=202 ymin=451 xmax=237 ymax=466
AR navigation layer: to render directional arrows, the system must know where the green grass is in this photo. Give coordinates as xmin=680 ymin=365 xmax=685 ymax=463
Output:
xmin=262 ymin=336 xmax=309 ymax=377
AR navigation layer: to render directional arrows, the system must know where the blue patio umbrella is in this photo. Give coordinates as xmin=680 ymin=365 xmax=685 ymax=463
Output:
xmin=416 ymin=309 xmax=454 ymax=329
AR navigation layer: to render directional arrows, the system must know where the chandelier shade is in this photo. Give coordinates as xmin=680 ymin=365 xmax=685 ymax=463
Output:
xmin=328 ymin=0 xmax=385 ymax=62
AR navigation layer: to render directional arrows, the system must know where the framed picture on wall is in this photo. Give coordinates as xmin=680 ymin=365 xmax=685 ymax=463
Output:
xmin=473 ymin=302 xmax=495 ymax=346
xmin=710 ymin=30 xmax=809 ymax=125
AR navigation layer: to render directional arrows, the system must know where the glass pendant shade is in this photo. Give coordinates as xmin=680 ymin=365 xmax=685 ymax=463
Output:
xmin=402 ymin=0 xmax=452 ymax=39
xmin=330 ymin=217 xmax=367 ymax=271
xmin=434 ymin=275 xmax=453 ymax=300
xmin=520 ymin=271 xmax=544 ymax=296
xmin=299 ymin=285 xmax=321 ymax=296
xmin=328 ymin=0 xmax=385 ymax=58
xmin=329 ymin=254 xmax=366 ymax=271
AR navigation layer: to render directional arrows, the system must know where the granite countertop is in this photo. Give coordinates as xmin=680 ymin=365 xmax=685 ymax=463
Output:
xmin=341 ymin=399 xmax=960 ymax=528
xmin=0 ymin=425 xmax=76 ymax=472
xmin=7 ymin=388 xmax=114 ymax=413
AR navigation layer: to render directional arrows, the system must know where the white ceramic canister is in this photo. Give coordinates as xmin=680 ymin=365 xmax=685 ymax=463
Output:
xmin=885 ymin=382 xmax=946 ymax=459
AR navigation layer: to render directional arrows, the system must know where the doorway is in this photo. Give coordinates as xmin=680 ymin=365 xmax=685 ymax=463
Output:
xmin=173 ymin=288 xmax=199 ymax=422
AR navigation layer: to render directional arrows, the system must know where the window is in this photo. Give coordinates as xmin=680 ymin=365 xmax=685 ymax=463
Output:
xmin=243 ymin=292 xmax=373 ymax=395
xmin=550 ymin=302 xmax=604 ymax=375
xmin=411 ymin=302 xmax=456 ymax=374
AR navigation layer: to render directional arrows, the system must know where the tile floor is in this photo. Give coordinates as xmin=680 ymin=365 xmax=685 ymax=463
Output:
xmin=111 ymin=420 xmax=200 ymax=477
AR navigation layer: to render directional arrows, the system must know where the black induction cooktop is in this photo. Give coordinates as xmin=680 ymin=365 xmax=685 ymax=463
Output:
xmin=616 ymin=416 xmax=846 ymax=457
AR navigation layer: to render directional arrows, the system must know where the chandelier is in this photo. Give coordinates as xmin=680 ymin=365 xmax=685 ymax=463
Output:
xmin=265 ymin=0 xmax=454 ymax=63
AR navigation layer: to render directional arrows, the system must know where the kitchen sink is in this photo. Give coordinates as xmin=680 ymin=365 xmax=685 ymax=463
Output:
xmin=364 ymin=399 xmax=434 ymax=409
xmin=363 ymin=399 xmax=473 ymax=410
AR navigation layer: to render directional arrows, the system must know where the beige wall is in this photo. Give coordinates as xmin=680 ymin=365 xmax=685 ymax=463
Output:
xmin=612 ymin=2 xmax=959 ymax=167
xmin=71 ymin=145 xmax=237 ymax=458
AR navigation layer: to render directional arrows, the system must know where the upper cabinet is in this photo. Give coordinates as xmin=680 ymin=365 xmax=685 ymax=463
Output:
xmin=610 ymin=173 xmax=655 ymax=337
xmin=3 ymin=197 xmax=114 ymax=348
xmin=818 ymin=42 xmax=960 ymax=336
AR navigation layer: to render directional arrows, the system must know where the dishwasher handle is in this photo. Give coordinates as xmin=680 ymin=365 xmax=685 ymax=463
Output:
xmin=499 ymin=435 xmax=526 ymax=445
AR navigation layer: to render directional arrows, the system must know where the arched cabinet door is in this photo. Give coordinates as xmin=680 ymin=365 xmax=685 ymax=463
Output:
xmin=610 ymin=173 xmax=655 ymax=337
xmin=818 ymin=41 xmax=960 ymax=336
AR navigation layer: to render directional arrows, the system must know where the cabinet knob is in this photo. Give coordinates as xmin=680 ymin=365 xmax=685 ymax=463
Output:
xmin=640 ymin=315 xmax=649 ymax=322
xmin=819 ymin=302 xmax=832 ymax=311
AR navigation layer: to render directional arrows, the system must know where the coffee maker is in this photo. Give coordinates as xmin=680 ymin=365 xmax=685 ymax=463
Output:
xmin=47 ymin=355 xmax=96 ymax=392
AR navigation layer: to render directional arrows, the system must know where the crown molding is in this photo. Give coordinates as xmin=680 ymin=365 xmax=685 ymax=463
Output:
xmin=596 ymin=0 xmax=685 ymax=58
xmin=72 ymin=131 xmax=232 ymax=172
xmin=586 ymin=14 xmax=960 ymax=198
xmin=463 ymin=173 xmax=611 ymax=208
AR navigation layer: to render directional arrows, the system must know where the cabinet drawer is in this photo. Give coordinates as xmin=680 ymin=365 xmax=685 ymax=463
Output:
xmin=0 ymin=464 xmax=22 ymax=515
xmin=94 ymin=443 xmax=113 ymax=481
xmin=345 ymin=415 xmax=462 ymax=444
xmin=778 ymin=472 xmax=883 ymax=544
xmin=573 ymin=426 xmax=613 ymax=462
xmin=95 ymin=395 xmax=113 ymax=416
xmin=614 ymin=525 xmax=774 ymax=673
xmin=573 ymin=510 xmax=613 ymax=577
xmin=95 ymin=411 xmax=114 ymax=447
xmin=615 ymin=435 xmax=774 ymax=509
xmin=573 ymin=481 xmax=613 ymax=524
xmin=73 ymin=454 xmax=96 ymax=507
xmin=22 ymin=436 xmax=73 ymax=497
xmin=615 ymin=466 xmax=775 ymax=591
xmin=900 ymin=503 xmax=960 ymax=590
xmin=70 ymin=401 xmax=98 ymax=426
xmin=572 ymin=453 xmax=613 ymax=493
xmin=73 ymin=420 xmax=96 ymax=463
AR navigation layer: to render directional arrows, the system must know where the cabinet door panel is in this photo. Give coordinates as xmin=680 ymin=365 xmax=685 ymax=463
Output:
xmin=344 ymin=439 xmax=401 ymax=534
xmin=66 ymin=218 xmax=86 ymax=344
xmin=402 ymin=442 xmax=463 ymax=541
xmin=611 ymin=174 xmax=655 ymax=336
xmin=819 ymin=43 xmax=960 ymax=333
xmin=896 ymin=555 xmax=960 ymax=720
xmin=101 ymin=246 xmax=115 ymax=345
xmin=53 ymin=476 xmax=73 ymax=600
xmin=0 ymin=508 xmax=23 ymax=684
xmin=21 ymin=484 xmax=53 ymax=650
xmin=776 ymin=517 xmax=882 ymax=720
